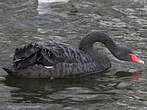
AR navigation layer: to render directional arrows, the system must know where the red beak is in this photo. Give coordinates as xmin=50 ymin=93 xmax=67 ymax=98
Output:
xmin=129 ymin=54 xmax=144 ymax=64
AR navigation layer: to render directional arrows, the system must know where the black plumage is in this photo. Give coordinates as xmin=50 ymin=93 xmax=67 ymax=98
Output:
xmin=3 ymin=31 xmax=138 ymax=78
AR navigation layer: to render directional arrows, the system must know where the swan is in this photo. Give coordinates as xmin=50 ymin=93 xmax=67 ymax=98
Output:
xmin=2 ymin=31 xmax=144 ymax=78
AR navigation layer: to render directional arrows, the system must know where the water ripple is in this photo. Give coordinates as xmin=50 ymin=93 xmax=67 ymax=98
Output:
xmin=0 ymin=0 xmax=147 ymax=110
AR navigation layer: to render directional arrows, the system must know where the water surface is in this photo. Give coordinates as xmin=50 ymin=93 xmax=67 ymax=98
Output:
xmin=0 ymin=0 xmax=147 ymax=109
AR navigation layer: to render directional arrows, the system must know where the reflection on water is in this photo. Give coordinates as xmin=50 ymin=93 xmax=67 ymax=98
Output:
xmin=0 ymin=0 xmax=147 ymax=110
xmin=1 ymin=71 xmax=146 ymax=110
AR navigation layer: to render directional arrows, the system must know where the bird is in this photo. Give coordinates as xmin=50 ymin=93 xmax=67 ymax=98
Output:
xmin=2 ymin=31 xmax=144 ymax=78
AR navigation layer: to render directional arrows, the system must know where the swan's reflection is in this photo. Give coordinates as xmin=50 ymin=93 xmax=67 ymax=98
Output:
xmin=131 ymin=72 xmax=142 ymax=82
xmin=3 ymin=71 xmax=143 ymax=104
xmin=115 ymin=71 xmax=143 ymax=101
xmin=114 ymin=71 xmax=142 ymax=82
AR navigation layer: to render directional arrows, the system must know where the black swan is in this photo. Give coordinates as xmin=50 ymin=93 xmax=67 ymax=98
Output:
xmin=2 ymin=31 xmax=144 ymax=78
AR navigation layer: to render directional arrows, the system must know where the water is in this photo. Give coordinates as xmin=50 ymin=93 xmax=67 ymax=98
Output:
xmin=0 ymin=0 xmax=147 ymax=109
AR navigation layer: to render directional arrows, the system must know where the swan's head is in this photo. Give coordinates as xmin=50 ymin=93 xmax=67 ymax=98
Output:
xmin=115 ymin=46 xmax=144 ymax=64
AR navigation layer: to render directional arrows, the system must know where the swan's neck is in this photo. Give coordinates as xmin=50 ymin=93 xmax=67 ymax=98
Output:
xmin=79 ymin=31 xmax=118 ymax=56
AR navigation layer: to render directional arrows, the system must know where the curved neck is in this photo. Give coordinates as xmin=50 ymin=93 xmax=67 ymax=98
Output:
xmin=79 ymin=31 xmax=118 ymax=55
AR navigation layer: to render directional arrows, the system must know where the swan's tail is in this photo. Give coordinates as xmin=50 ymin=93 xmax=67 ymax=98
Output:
xmin=2 ymin=65 xmax=16 ymax=77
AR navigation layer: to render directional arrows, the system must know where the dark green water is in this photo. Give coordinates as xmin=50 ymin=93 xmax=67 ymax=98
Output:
xmin=0 ymin=0 xmax=147 ymax=109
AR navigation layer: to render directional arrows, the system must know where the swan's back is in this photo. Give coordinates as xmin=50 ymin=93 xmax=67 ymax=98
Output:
xmin=5 ymin=42 xmax=105 ymax=78
xmin=14 ymin=42 xmax=92 ymax=68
